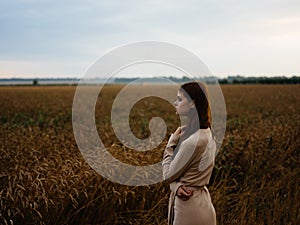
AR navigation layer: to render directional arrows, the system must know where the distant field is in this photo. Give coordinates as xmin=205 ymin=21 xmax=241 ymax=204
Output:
xmin=0 ymin=85 xmax=299 ymax=225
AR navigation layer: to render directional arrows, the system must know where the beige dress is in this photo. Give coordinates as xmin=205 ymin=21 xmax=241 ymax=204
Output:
xmin=162 ymin=128 xmax=216 ymax=225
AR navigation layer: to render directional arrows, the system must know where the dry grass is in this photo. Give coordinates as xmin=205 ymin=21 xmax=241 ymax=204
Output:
xmin=0 ymin=85 xmax=299 ymax=225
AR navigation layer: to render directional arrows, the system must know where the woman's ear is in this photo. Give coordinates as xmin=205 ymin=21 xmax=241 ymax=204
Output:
xmin=189 ymin=100 xmax=195 ymax=109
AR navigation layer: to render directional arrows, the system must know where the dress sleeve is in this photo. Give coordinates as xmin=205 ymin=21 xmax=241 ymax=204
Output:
xmin=162 ymin=136 xmax=202 ymax=182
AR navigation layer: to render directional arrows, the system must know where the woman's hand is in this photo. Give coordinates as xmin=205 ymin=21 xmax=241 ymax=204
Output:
xmin=176 ymin=185 xmax=193 ymax=201
xmin=172 ymin=125 xmax=186 ymax=143
xmin=174 ymin=126 xmax=182 ymax=136
xmin=166 ymin=126 xmax=182 ymax=149
xmin=177 ymin=125 xmax=187 ymax=138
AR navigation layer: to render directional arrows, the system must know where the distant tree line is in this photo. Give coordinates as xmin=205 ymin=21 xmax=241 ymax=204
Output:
xmin=1 ymin=76 xmax=299 ymax=85
xmin=171 ymin=76 xmax=300 ymax=84
xmin=218 ymin=76 xmax=300 ymax=84
xmin=114 ymin=76 xmax=300 ymax=84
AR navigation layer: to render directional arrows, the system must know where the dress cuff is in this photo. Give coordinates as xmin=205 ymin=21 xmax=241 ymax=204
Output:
xmin=170 ymin=181 xmax=185 ymax=195
xmin=166 ymin=133 xmax=179 ymax=148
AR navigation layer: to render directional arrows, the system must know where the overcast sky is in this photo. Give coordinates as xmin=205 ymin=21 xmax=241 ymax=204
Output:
xmin=0 ymin=0 xmax=299 ymax=78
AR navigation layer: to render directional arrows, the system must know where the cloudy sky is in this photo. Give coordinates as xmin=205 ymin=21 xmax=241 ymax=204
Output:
xmin=1 ymin=0 xmax=299 ymax=78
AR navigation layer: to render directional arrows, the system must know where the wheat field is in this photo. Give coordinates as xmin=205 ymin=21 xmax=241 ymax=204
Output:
xmin=0 ymin=84 xmax=299 ymax=225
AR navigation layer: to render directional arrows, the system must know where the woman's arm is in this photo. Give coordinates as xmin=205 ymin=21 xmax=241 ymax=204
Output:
xmin=162 ymin=132 xmax=204 ymax=182
xmin=162 ymin=128 xmax=181 ymax=180
xmin=170 ymin=181 xmax=193 ymax=200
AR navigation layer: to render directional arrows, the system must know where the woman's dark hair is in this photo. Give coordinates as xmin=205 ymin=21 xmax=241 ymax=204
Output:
xmin=180 ymin=81 xmax=212 ymax=134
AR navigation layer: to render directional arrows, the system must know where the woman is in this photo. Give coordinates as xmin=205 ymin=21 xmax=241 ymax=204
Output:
xmin=162 ymin=81 xmax=216 ymax=225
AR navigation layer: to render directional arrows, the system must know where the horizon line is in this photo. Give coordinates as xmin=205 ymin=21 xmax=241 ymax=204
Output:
xmin=0 ymin=74 xmax=299 ymax=80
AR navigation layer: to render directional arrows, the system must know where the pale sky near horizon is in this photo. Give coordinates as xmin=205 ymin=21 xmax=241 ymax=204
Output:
xmin=0 ymin=0 xmax=300 ymax=78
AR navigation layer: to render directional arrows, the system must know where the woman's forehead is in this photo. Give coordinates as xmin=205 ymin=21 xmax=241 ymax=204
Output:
xmin=177 ymin=90 xmax=183 ymax=96
xmin=177 ymin=90 xmax=187 ymax=98
xmin=178 ymin=89 xmax=193 ymax=102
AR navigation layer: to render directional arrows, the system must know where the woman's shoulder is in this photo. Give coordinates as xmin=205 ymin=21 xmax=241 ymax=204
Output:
xmin=183 ymin=128 xmax=211 ymax=149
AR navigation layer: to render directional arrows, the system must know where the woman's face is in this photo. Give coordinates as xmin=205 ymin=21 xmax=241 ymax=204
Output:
xmin=174 ymin=90 xmax=194 ymax=116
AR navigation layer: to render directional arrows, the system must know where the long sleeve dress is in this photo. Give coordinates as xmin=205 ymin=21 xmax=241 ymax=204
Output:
xmin=162 ymin=128 xmax=216 ymax=225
